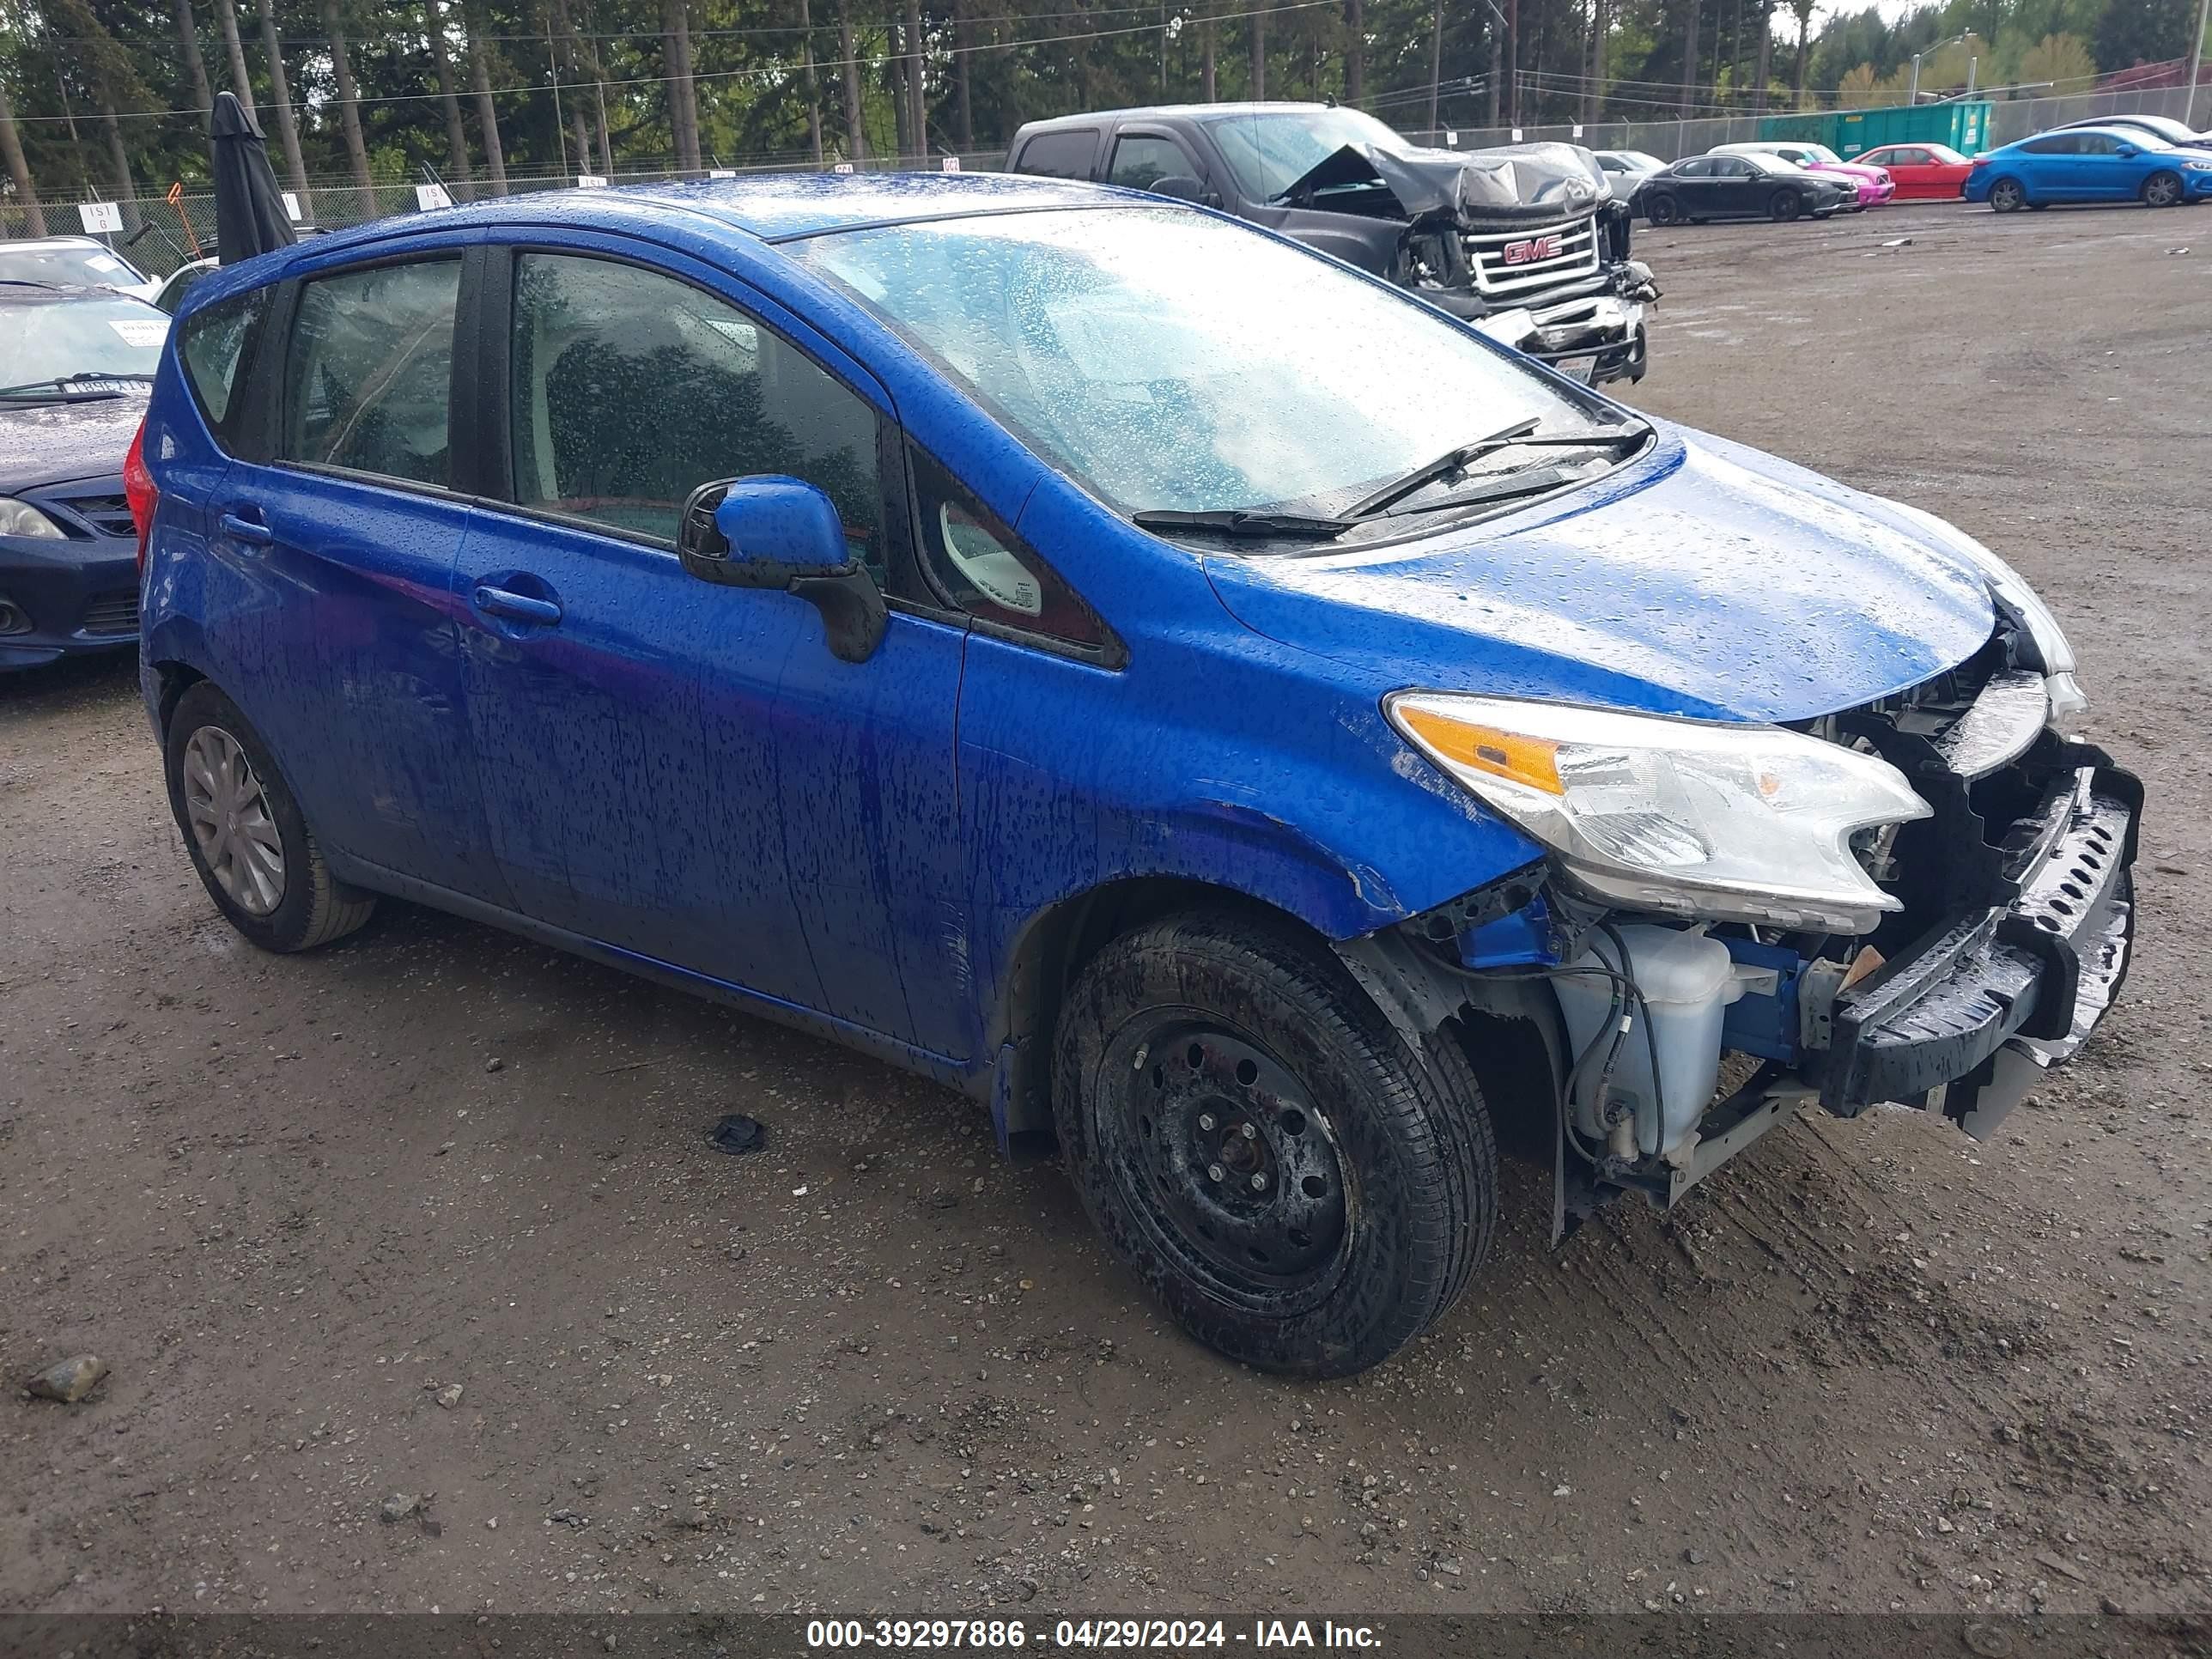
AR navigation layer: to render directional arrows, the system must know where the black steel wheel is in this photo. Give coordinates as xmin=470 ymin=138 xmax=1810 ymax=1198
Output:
xmin=1644 ymin=192 xmax=1682 ymax=227
xmin=1770 ymin=189 xmax=1803 ymax=222
xmin=1053 ymin=910 xmax=1497 ymax=1377
xmin=2142 ymin=170 xmax=2184 ymax=209
xmin=1989 ymin=178 xmax=2026 ymax=213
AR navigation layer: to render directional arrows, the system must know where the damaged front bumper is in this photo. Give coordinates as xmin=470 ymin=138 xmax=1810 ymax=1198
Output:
xmin=1820 ymin=757 xmax=2139 ymax=1138
xmin=1471 ymin=292 xmax=1650 ymax=386
xmin=1346 ymin=670 xmax=2143 ymax=1236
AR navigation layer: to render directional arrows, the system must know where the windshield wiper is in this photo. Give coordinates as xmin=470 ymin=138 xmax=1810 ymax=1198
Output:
xmin=1130 ymin=507 xmax=1353 ymax=541
xmin=0 ymin=372 xmax=151 ymax=401
xmin=1344 ymin=417 xmax=1646 ymax=519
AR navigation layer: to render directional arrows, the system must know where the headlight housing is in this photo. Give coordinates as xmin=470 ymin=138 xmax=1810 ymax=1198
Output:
xmin=0 ymin=496 xmax=65 ymax=540
xmin=1388 ymin=693 xmax=1931 ymax=934
xmin=1877 ymin=496 xmax=2087 ymax=720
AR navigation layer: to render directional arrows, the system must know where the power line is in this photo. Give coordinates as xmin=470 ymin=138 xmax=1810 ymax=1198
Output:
xmin=5 ymin=0 xmax=1338 ymax=125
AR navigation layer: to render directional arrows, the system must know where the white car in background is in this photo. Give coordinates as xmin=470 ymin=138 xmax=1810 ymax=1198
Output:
xmin=0 ymin=235 xmax=164 ymax=303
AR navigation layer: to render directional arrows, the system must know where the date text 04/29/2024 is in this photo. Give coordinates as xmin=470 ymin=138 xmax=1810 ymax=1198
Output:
xmin=803 ymin=1620 xmax=1382 ymax=1649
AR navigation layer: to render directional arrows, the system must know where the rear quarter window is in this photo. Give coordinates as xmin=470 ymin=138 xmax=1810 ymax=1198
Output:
xmin=1013 ymin=128 xmax=1099 ymax=179
xmin=179 ymin=287 xmax=268 ymax=432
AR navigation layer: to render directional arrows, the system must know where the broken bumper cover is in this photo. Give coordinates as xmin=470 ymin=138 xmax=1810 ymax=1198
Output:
xmin=1820 ymin=762 xmax=2141 ymax=1137
xmin=1471 ymin=293 xmax=1649 ymax=385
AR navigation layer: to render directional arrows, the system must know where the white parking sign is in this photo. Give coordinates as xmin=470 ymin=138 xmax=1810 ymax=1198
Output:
xmin=78 ymin=202 xmax=124 ymax=234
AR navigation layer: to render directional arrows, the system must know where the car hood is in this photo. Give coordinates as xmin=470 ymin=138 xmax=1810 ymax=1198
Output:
xmin=1202 ymin=425 xmax=1997 ymax=725
xmin=0 ymin=392 xmax=146 ymax=492
xmin=1285 ymin=140 xmax=1614 ymax=224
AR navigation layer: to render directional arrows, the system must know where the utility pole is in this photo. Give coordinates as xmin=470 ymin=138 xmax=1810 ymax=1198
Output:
xmin=1965 ymin=54 xmax=1976 ymax=97
xmin=2187 ymin=0 xmax=2209 ymax=129
xmin=1907 ymin=52 xmax=1920 ymax=103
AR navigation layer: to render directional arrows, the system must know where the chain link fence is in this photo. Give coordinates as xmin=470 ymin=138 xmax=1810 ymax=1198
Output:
xmin=3 ymin=79 xmax=2203 ymax=274
xmin=1 ymin=149 xmax=1012 ymax=279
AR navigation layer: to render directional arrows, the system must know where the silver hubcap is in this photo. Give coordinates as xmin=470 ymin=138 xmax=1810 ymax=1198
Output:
xmin=182 ymin=725 xmax=285 ymax=916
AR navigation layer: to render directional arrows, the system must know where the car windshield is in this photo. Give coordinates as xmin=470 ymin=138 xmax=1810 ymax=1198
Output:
xmin=794 ymin=206 xmax=1602 ymax=531
xmin=1613 ymin=151 xmax=1666 ymax=171
xmin=0 ymin=295 xmax=167 ymax=392
xmin=1745 ymin=152 xmax=1802 ymax=174
xmin=1197 ymin=107 xmax=1411 ymax=200
xmin=0 ymin=242 xmax=145 ymax=289
xmin=1920 ymin=144 xmax=1967 ymax=164
xmin=1800 ymin=144 xmax=1844 ymax=164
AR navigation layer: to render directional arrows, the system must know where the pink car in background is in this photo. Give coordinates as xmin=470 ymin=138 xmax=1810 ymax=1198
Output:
xmin=1709 ymin=142 xmax=1895 ymax=208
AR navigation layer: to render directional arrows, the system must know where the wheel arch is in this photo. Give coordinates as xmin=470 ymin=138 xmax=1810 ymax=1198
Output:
xmin=988 ymin=874 xmax=1324 ymax=1139
xmin=149 ymin=659 xmax=208 ymax=741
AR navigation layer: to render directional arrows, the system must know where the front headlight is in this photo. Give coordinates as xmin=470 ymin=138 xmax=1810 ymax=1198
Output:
xmin=0 ymin=496 xmax=65 ymax=540
xmin=1877 ymin=496 xmax=2087 ymax=720
xmin=1388 ymin=693 xmax=1931 ymax=933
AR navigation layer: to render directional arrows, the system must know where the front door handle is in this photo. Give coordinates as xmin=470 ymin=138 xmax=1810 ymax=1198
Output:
xmin=218 ymin=511 xmax=273 ymax=545
xmin=472 ymin=584 xmax=562 ymax=625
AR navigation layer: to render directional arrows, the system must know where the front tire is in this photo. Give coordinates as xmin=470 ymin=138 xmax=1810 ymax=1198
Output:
xmin=1769 ymin=189 xmax=1802 ymax=222
xmin=165 ymin=682 xmax=376 ymax=952
xmin=1644 ymin=193 xmax=1681 ymax=227
xmin=1989 ymin=178 xmax=2026 ymax=213
xmin=1052 ymin=911 xmax=1497 ymax=1377
xmin=2142 ymin=170 xmax=2184 ymax=209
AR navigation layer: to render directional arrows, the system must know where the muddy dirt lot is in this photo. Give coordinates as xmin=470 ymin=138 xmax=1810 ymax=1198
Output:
xmin=3 ymin=202 xmax=2209 ymax=1623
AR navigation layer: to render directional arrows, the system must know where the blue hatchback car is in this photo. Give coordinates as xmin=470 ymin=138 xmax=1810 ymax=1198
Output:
xmin=132 ymin=174 xmax=2140 ymax=1376
xmin=1966 ymin=123 xmax=2212 ymax=210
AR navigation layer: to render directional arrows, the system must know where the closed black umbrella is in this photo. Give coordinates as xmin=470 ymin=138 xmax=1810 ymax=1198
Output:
xmin=210 ymin=91 xmax=297 ymax=264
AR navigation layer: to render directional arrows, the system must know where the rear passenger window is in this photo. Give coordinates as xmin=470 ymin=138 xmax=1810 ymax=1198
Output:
xmin=179 ymin=287 xmax=266 ymax=428
xmin=1015 ymin=129 xmax=1099 ymax=179
xmin=282 ymin=259 xmax=459 ymax=487
xmin=507 ymin=252 xmax=884 ymax=568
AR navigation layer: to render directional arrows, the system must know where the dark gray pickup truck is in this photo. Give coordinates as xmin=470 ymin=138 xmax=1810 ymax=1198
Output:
xmin=1007 ymin=101 xmax=1658 ymax=386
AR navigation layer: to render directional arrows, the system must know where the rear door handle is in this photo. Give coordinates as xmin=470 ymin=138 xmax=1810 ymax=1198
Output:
xmin=218 ymin=511 xmax=273 ymax=546
xmin=472 ymin=584 xmax=562 ymax=625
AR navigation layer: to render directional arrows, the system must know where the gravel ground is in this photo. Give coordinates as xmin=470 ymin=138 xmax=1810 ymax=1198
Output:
xmin=2 ymin=200 xmax=2208 ymax=1622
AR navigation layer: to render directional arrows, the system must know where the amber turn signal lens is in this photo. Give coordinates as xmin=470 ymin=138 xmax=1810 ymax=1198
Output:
xmin=1394 ymin=704 xmax=1565 ymax=795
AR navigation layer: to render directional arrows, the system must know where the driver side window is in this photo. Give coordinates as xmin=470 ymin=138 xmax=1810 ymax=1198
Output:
xmin=1109 ymin=135 xmax=1198 ymax=192
xmin=507 ymin=252 xmax=884 ymax=574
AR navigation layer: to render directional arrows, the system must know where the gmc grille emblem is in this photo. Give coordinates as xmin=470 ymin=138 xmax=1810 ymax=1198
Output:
xmin=1501 ymin=234 xmax=1563 ymax=265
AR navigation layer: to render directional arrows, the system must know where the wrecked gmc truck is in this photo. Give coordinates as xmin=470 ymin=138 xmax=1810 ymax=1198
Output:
xmin=1008 ymin=101 xmax=1658 ymax=385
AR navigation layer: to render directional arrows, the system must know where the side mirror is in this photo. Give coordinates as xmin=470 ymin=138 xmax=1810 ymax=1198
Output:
xmin=1148 ymin=173 xmax=1207 ymax=204
xmin=677 ymin=475 xmax=886 ymax=664
xmin=2115 ymin=143 xmax=2138 ymax=158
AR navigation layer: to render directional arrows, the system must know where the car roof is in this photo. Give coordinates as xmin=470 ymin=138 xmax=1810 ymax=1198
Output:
xmin=2024 ymin=124 xmax=2168 ymax=145
xmin=1016 ymin=100 xmax=1334 ymax=132
xmin=277 ymin=170 xmax=1139 ymax=262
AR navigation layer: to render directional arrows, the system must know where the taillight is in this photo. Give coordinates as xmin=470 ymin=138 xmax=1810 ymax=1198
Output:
xmin=123 ymin=416 xmax=157 ymax=574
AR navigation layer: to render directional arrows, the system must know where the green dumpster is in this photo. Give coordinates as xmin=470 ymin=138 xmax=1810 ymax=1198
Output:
xmin=1758 ymin=102 xmax=1993 ymax=159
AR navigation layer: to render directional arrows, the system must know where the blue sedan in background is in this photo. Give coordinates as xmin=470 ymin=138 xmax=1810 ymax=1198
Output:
xmin=129 ymin=174 xmax=2139 ymax=1376
xmin=1966 ymin=124 xmax=2212 ymax=210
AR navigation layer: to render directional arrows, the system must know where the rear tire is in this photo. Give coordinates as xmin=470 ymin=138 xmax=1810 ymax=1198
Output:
xmin=1989 ymin=178 xmax=2026 ymax=213
xmin=1644 ymin=193 xmax=1682 ymax=227
xmin=164 ymin=682 xmax=376 ymax=953
xmin=1052 ymin=910 xmax=1497 ymax=1377
xmin=1769 ymin=189 xmax=1802 ymax=222
xmin=2142 ymin=170 xmax=2184 ymax=209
